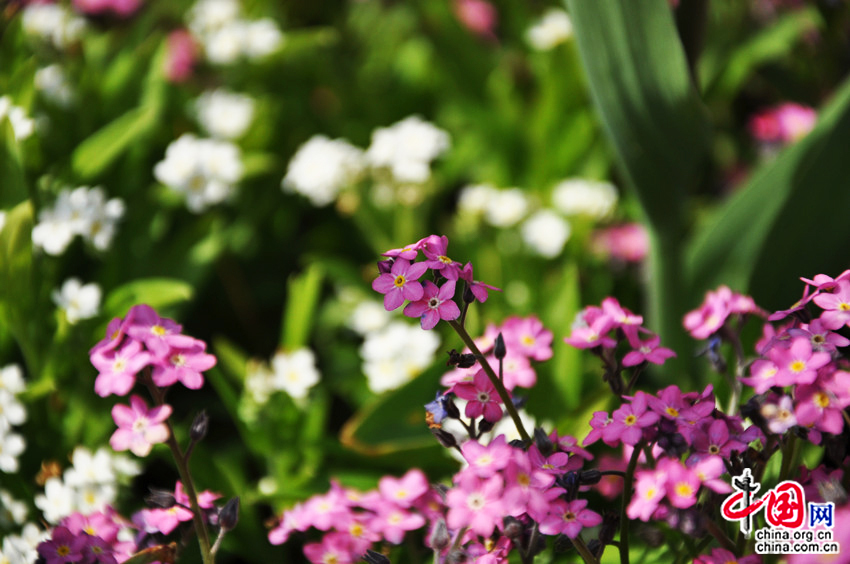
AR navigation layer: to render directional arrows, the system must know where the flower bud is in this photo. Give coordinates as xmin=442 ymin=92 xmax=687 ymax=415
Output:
xmin=579 ymin=469 xmax=601 ymax=486
xmin=428 ymin=519 xmax=451 ymax=550
xmin=494 ymin=333 xmax=506 ymax=360
xmin=462 ymin=283 xmax=475 ymax=305
xmin=362 ymin=550 xmax=391 ymax=564
xmin=477 ymin=418 xmax=495 ymax=434
xmin=377 ymin=259 xmax=393 ymax=274
xmin=431 ymin=427 xmax=458 ymax=449
xmin=146 ymin=487 xmax=176 ymax=508
xmin=502 ymin=516 xmax=524 ymax=541
xmin=190 ymin=410 xmax=209 ymax=442
xmin=533 ymin=427 xmax=553 ymax=456
xmin=218 ymin=496 xmax=240 ymax=532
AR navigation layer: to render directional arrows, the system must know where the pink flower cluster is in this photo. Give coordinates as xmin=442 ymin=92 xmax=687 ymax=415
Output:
xmin=37 ymin=509 xmax=135 ymax=564
xmin=90 ymin=304 xmax=216 ymax=457
xmin=565 ymin=297 xmax=675 ymax=367
xmin=683 ymin=285 xmax=765 ymax=340
xmin=269 ymin=431 xmax=599 ymax=563
xmin=372 ymin=235 xmax=499 ymax=330
xmin=737 ymin=272 xmax=850 ymax=440
xmin=748 ymin=102 xmax=817 ymax=145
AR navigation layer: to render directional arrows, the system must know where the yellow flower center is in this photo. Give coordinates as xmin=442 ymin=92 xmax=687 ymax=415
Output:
xmin=789 ymin=360 xmax=806 ymax=373
xmin=151 ymin=324 xmax=167 ymax=336
xmin=675 ymin=483 xmax=694 ymax=497
xmin=839 ymin=303 xmax=850 ymax=311
xmin=814 ymin=392 xmax=830 ymax=408
xmin=666 ymin=407 xmax=679 ymax=417
xmin=624 ymin=414 xmax=637 ymax=426
xmin=57 ymin=546 xmax=71 ymax=557
xmin=393 ymin=275 xmax=406 ymax=288
xmin=438 ymin=255 xmax=452 ymax=264
xmin=522 ymin=335 xmax=535 ymax=346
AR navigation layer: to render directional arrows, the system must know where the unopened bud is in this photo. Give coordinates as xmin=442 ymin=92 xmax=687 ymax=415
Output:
xmin=494 ymin=333 xmax=506 ymax=360
xmin=502 ymin=516 xmax=523 ymax=540
xmin=362 ymin=550 xmax=391 ymax=564
xmin=146 ymin=487 xmax=176 ymax=508
xmin=218 ymin=497 xmax=240 ymax=532
xmin=477 ymin=418 xmax=495 ymax=434
xmin=190 ymin=410 xmax=209 ymax=442
xmin=533 ymin=427 xmax=553 ymax=456
xmin=431 ymin=428 xmax=458 ymax=449
xmin=443 ymin=394 xmax=460 ymax=419
xmin=462 ymin=283 xmax=475 ymax=305
xmin=428 ymin=519 xmax=451 ymax=550
xmin=446 ymin=349 xmax=476 ymax=369
xmin=377 ymin=259 xmax=393 ymax=274
xmin=579 ymin=469 xmax=602 ymax=486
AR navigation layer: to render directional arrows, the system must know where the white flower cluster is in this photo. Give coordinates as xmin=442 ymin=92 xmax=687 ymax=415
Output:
xmin=52 ymin=278 xmax=101 ymax=325
xmin=0 ymin=489 xmax=28 ymax=528
xmin=154 ymin=133 xmax=243 ymax=213
xmin=282 ymin=116 xmax=450 ymax=207
xmin=187 ymin=0 xmax=284 ymax=65
xmin=20 ymin=2 xmax=86 ymax=50
xmin=0 ymin=523 xmax=48 ymax=564
xmin=194 ymin=89 xmax=255 ymax=140
xmin=360 ymin=320 xmax=440 ymax=394
xmin=551 ymin=178 xmax=618 ymax=219
xmin=526 ymin=8 xmax=573 ymax=51
xmin=282 ymin=136 xmax=365 ymax=207
xmin=0 ymin=365 xmax=26 ymax=474
xmin=34 ymin=65 xmax=74 ymax=107
xmin=244 ymin=348 xmax=321 ymax=405
xmin=31 ymin=186 xmax=125 ymax=256
xmin=34 ymin=446 xmax=140 ymax=525
xmin=0 ymin=96 xmax=35 ymax=141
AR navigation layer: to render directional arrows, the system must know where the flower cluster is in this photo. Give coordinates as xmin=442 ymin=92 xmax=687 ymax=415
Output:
xmin=243 ymin=347 xmax=322 ymax=405
xmin=0 ymin=364 xmax=26 ymax=473
xmin=153 ymin=133 xmax=243 ymax=213
xmin=36 ymin=509 xmax=136 ymax=564
xmin=365 ymin=116 xmax=451 ymax=184
xmin=372 ymin=234 xmax=498 ymax=329
xmin=52 ymin=278 xmax=102 ymax=325
xmin=20 ymin=3 xmax=86 ymax=50
xmin=31 ymin=186 xmax=125 ymax=256
xmin=136 ymin=481 xmax=221 ymax=537
xmin=748 ymin=102 xmax=816 ymax=146
xmin=282 ymin=135 xmax=366 ymax=207
xmin=194 ymin=88 xmax=255 ymax=141
xmin=186 ymin=0 xmax=283 ymax=65
xmin=683 ymin=285 xmax=765 ymax=340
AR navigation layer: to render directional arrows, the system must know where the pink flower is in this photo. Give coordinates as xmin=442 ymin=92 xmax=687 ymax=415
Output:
xmin=538 ymin=498 xmax=601 ymax=538
xmin=125 ymin=304 xmax=196 ymax=358
xmin=164 ymin=30 xmax=198 ymax=83
xmin=418 ymin=234 xmax=463 ymax=280
xmin=749 ymin=102 xmax=816 ymax=145
xmin=37 ymin=526 xmax=87 ymax=564
xmin=150 ymin=338 xmax=216 ymax=389
xmin=378 ymin=469 xmax=429 ymax=508
xmin=795 ymin=384 xmax=844 ymax=435
xmin=603 ymin=392 xmax=659 ymax=446
xmin=692 ymin=419 xmax=747 ymax=459
xmin=622 ymin=334 xmax=676 ymax=367
xmin=303 ymin=532 xmax=357 ymax=564
xmin=627 ymin=468 xmax=666 ymax=521
xmin=73 ymin=0 xmax=141 ymax=17
xmin=139 ymin=482 xmax=219 ymax=535
xmin=372 ymin=258 xmax=428 ymax=311
xmin=369 ymin=505 xmax=425 ymax=544
xmin=453 ymin=0 xmax=497 ymax=38
xmin=768 ymin=336 xmax=830 ymax=387
xmin=446 ymin=471 xmax=504 ymax=537
xmin=501 ymin=316 xmax=553 ymax=361
xmin=740 ymin=359 xmax=780 ymax=394
xmin=453 ymin=369 xmax=504 ymax=422
xmin=109 ymin=395 xmax=171 ymax=457
xmin=684 ymin=286 xmax=762 ymax=339
xmin=813 ymin=279 xmax=850 ymax=329
xmin=403 ymin=280 xmax=460 ymax=329
xmin=658 ymin=458 xmax=699 ymax=509
xmin=91 ymin=340 xmax=151 ymax=397
xmin=689 ymin=455 xmax=732 ymax=494
xmin=564 ymin=316 xmax=617 ymax=349
xmin=590 ymin=223 xmax=649 ymax=263
xmin=459 ymin=262 xmax=500 ymax=303
xmin=759 ymin=394 xmax=797 ymax=434
xmin=461 ymin=436 xmax=513 ymax=478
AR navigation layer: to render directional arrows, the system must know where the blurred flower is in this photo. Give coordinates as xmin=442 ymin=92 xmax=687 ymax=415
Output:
xmin=591 ymin=223 xmax=649 ymax=263
xmin=21 ymin=3 xmax=86 ymax=49
xmin=72 ymin=0 xmax=142 ymax=17
xmin=187 ymin=0 xmax=283 ymax=64
xmin=0 ymin=364 xmax=25 ymax=397
xmin=484 ymin=188 xmax=529 ymax=228
xmin=0 ymin=388 xmax=26 ymax=431
xmin=361 ymin=321 xmax=439 ymax=393
xmin=154 ymin=133 xmax=243 ymax=212
xmin=195 ymin=89 xmax=254 ymax=140
xmin=110 ymin=395 xmax=172 ymax=457
xmin=271 ymin=348 xmax=321 ymax=401
xmin=0 ymin=96 xmax=35 ymax=141
xmin=282 ymin=135 xmax=364 ymax=206
xmin=0 ymin=430 xmax=25 ymax=473
xmin=164 ymin=30 xmax=199 ymax=83
xmin=0 ymin=489 xmax=28 ymax=526
xmin=52 ymin=278 xmax=101 ymax=324
xmin=348 ymin=300 xmax=392 ymax=336
xmin=35 ymin=65 xmax=75 ymax=107
xmin=749 ymin=102 xmax=816 ymax=145
xmin=35 ymin=478 xmax=75 ymax=524
xmin=526 ymin=8 xmax=573 ymax=50
xmin=552 ymin=178 xmax=618 ymax=219
xmin=457 ymin=183 xmax=498 ymax=216
xmin=453 ymin=0 xmax=497 ymax=39
xmin=366 ymin=116 xmax=450 ymax=184
xmin=32 ymin=186 xmax=124 ymax=255
xmin=521 ymin=209 xmax=571 ymax=258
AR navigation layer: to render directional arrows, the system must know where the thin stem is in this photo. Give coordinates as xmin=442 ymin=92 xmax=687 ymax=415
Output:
xmin=779 ymin=434 xmax=799 ymax=483
xmin=570 ymin=534 xmax=600 ymax=564
xmin=704 ymin=515 xmax=736 ymax=552
xmin=448 ymin=320 xmax=531 ymax=444
xmin=619 ymin=440 xmax=644 ymax=564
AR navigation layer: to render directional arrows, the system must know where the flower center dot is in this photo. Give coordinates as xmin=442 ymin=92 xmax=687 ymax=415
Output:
xmin=394 ymin=275 xmax=406 ymax=288
xmin=624 ymin=414 xmax=637 ymax=426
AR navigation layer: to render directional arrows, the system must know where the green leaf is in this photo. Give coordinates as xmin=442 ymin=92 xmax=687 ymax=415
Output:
xmin=102 ymin=278 xmax=193 ymax=318
xmin=0 ymin=200 xmax=34 ymax=303
xmin=281 ymin=264 xmax=324 ymax=350
xmin=0 ymin=118 xmax=27 ymax=208
xmin=71 ymin=105 xmax=157 ymax=180
xmin=687 ymin=76 xmax=850 ymax=307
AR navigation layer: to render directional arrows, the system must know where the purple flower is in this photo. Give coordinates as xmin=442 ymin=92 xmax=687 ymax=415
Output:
xmin=371 ymin=258 xmax=428 ymax=311
xmin=403 ymin=280 xmax=460 ymax=330
xmin=37 ymin=526 xmax=87 ymax=564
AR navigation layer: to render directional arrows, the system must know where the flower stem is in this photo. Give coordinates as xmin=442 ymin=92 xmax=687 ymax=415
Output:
xmin=448 ymin=320 xmax=531 ymax=444
xmin=619 ymin=440 xmax=644 ymax=564
xmin=571 ymin=534 xmax=600 ymax=564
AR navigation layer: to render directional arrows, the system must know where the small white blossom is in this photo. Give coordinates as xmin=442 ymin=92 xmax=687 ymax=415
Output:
xmin=245 ymin=361 xmax=276 ymax=405
xmin=282 ymin=135 xmax=364 ymax=207
xmin=271 ymin=348 xmax=321 ymax=401
xmin=35 ymin=477 xmax=74 ymax=524
xmin=5 ymin=523 xmax=48 ymax=564
xmin=154 ymin=134 xmax=243 ymax=213
xmin=204 ymin=22 xmax=248 ymax=64
xmin=187 ymin=0 xmax=283 ymax=63
xmin=75 ymin=482 xmax=117 ymax=514
xmin=366 ymin=116 xmax=450 ymax=183
xmin=526 ymin=9 xmax=573 ymax=51
xmin=484 ymin=188 xmax=529 ymax=228
xmin=187 ymin=0 xmax=241 ymax=36
xmin=457 ymin=183 xmax=498 ymax=216
xmin=521 ymin=209 xmax=571 ymax=258
xmin=195 ymin=89 xmax=255 ymax=140
xmin=243 ymin=19 xmax=285 ymax=58
xmin=0 ymin=489 xmax=27 ymax=526
xmin=0 ymin=365 xmax=25 ymax=396
xmin=34 ymin=65 xmax=74 ymax=107
xmin=64 ymin=447 xmax=116 ymax=487
xmin=552 ymin=178 xmax=618 ymax=219
xmin=348 ymin=300 xmax=391 ymax=336
xmin=52 ymin=278 xmax=101 ymax=324
xmin=0 ymin=431 xmax=25 ymax=473
xmin=31 ymin=186 xmax=124 ymax=255
xmin=0 ymin=390 xmax=26 ymax=430
xmin=21 ymin=3 xmax=85 ymax=50
xmin=0 ymin=97 xmax=35 ymax=141
xmin=360 ymin=322 xmax=439 ymax=393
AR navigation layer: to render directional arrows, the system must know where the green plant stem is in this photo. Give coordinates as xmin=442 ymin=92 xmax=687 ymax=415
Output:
xmin=703 ymin=510 xmax=736 ymax=552
xmin=779 ymin=434 xmax=799 ymax=483
xmin=448 ymin=320 xmax=531 ymax=444
xmin=571 ymin=534 xmax=600 ymax=564
xmin=619 ymin=440 xmax=644 ymax=564
xmin=142 ymin=373 xmax=214 ymax=564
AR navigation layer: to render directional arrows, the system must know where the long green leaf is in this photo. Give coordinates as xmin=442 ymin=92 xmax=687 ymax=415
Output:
xmin=0 ymin=120 xmax=27 ymax=208
xmin=102 ymin=278 xmax=193 ymax=318
xmin=281 ymin=264 xmax=324 ymax=350
xmin=71 ymin=105 xmax=157 ymax=180
xmin=687 ymin=76 xmax=850 ymax=308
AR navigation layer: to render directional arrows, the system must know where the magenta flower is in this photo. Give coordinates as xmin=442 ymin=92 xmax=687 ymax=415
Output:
xmin=813 ymin=279 xmax=850 ymax=329
xmin=164 ymin=30 xmax=198 ymax=83
xmin=403 ymin=280 xmax=460 ymax=330
xmin=627 ymin=468 xmax=666 ymax=521
xmin=795 ymin=384 xmax=844 ymax=435
xmin=382 ymin=242 xmax=420 ymax=261
xmin=139 ymin=482 xmax=219 ymax=535
xmin=369 ymin=505 xmax=425 ymax=544
xmin=692 ymin=419 xmax=747 ymax=459
xmin=378 ymin=469 xmax=429 ymax=508
xmin=538 ymin=498 xmax=601 ymax=538
xmin=303 ymin=531 xmax=357 ymax=564
xmin=459 ymin=262 xmax=500 ymax=303
xmin=371 ymin=258 xmax=428 ymax=311
xmin=125 ymin=304 xmax=196 ymax=358
xmin=603 ymin=392 xmax=659 ymax=446
xmin=446 ymin=471 xmax=504 ymax=537
xmin=740 ymin=359 xmax=780 ymax=394
xmin=110 ymin=395 xmax=172 ymax=457
xmin=658 ymin=458 xmax=699 ymax=509
xmin=564 ymin=316 xmax=616 ymax=349
xmin=89 ymin=317 xmax=129 ymax=357
xmin=461 ymin=436 xmax=513 ymax=478
xmin=590 ymin=222 xmax=649 ymax=263
xmin=37 ymin=526 xmax=87 ymax=564
xmin=769 ymin=336 xmax=830 ymax=387
xmin=623 ymin=334 xmax=676 ymax=367
xmin=150 ymin=339 xmax=216 ymax=389
xmin=689 ymin=455 xmax=732 ymax=494
xmin=73 ymin=0 xmax=141 ymax=17
xmin=453 ymin=369 xmax=504 ymax=422
xmin=501 ymin=316 xmax=553 ymax=361
xmin=419 ymin=234 xmax=463 ymax=280
xmin=788 ymin=319 xmax=850 ymax=353
xmin=91 ymin=340 xmax=151 ymax=397
xmin=749 ymin=102 xmax=816 ymax=145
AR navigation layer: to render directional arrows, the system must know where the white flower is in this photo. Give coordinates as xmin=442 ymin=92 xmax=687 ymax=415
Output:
xmin=31 ymin=205 xmax=76 ymax=256
xmin=521 ymin=209 xmax=571 ymax=258
xmin=457 ymin=183 xmax=498 ymax=216
xmin=187 ymin=0 xmax=283 ymax=63
xmin=0 ymin=489 xmax=27 ymax=526
xmin=52 ymin=278 xmax=101 ymax=324
xmin=154 ymin=134 xmax=243 ymax=213
xmin=0 ymin=97 xmax=35 ymax=141
xmin=21 ymin=3 xmax=85 ymax=50
xmin=0 ymin=211 xmax=6 ymax=232
xmin=4 ymin=523 xmax=48 ymax=564
xmin=110 ymin=452 xmax=142 ymax=479
xmin=34 ymin=65 xmax=74 ymax=107
xmin=552 ymin=178 xmax=618 ymax=219
xmin=243 ymin=18 xmax=284 ymax=58
xmin=244 ymin=361 xmax=276 ymax=405
xmin=0 ymin=431 xmax=25 ymax=473
xmin=282 ymin=135 xmax=364 ymax=207
xmin=484 ymin=188 xmax=529 ymax=228
xmin=366 ymin=116 xmax=450 ymax=183
xmin=204 ymin=22 xmax=248 ymax=64
xmin=0 ymin=365 xmax=25 ymax=396
xmin=0 ymin=390 xmax=26 ymax=430
xmin=195 ymin=89 xmax=255 ymax=140
xmin=360 ymin=322 xmax=439 ymax=393
xmin=187 ymin=0 xmax=241 ymax=36
xmin=271 ymin=348 xmax=321 ymax=401
xmin=35 ymin=478 xmax=74 ymax=524
xmin=63 ymin=447 xmax=116 ymax=487
xmin=348 ymin=300 xmax=391 ymax=336
xmin=75 ymin=482 xmax=117 ymax=514
xmin=526 ymin=9 xmax=573 ymax=51
xmin=31 ymin=186 xmax=124 ymax=255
